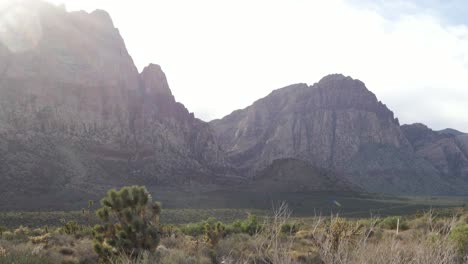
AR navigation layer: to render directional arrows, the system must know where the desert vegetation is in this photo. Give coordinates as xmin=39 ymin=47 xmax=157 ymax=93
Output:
xmin=0 ymin=186 xmax=467 ymax=263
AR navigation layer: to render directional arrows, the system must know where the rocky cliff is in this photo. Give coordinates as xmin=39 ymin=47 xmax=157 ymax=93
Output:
xmin=0 ymin=1 xmax=227 ymax=207
xmin=210 ymin=74 xmax=453 ymax=194
xmin=402 ymin=124 xmax=468 ymax=183
xmin=1 ymin=1 xmax=466 ymax=209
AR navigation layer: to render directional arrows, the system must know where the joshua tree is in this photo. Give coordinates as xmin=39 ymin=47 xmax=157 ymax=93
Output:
xmin=92 ymin=185 xmax=161 ymax=259
xmin=204 ymin=221 xmax=226 ymax=247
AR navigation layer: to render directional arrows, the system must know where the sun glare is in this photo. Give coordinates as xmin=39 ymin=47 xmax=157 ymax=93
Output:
xmin=0 ymin=0 xmax=43 ymax=52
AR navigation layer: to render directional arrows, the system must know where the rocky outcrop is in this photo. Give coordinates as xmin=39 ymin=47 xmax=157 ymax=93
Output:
xmin=0 ymin=1 xmax=228 ymax=205
xmin=402 ymin=124 xmax=468 ymax=183
xmin=211 ymin=74 xmax=453 ymax=194
xmin=212 ymin=75 xmax=409 ymax=169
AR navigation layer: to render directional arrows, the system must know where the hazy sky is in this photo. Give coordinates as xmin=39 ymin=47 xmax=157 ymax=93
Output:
xmin=44 ymin=0 xmax=468 ymax=131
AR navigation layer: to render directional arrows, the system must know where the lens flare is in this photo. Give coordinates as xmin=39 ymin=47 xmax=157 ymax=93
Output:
xmin=0 ymin=0 xmax=43 ymax=53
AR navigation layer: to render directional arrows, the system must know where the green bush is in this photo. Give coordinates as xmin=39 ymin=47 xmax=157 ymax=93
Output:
xmin=225 ymin=214 xmax=261 ymax=235
xmin=449 ymin=223 xmax=468 ymax=253
xmin=180 ymin=217 xmax=227 ymax=246
xmin=241 ymin=214 xmax=261 ymax=235
xmin=160 ymin=224 xmax=181 ymax=238
xmin=92 ymin=185 xmax=161 ymax=260
xmin=181 ymin=218 xmax=215 ymax=237
xmin=0 ymin=226 xmax=5 ymax=236
xmin=1 ymin=231 xmax=14 ymax=240
xmin=61 ymin=221 xmax=81 ymax=235
xmin=281 ymin=222 xmax=300 ymax=234
xmin=204 ymin=221 xmax=226 ymax=247
xmin=379 ymin=216 xmax=408 ymax=230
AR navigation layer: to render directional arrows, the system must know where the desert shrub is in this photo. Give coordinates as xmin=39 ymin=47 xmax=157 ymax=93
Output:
xmin=379 ymin=216 xmax=408 ymax=231
xmin=29 ymin=233 xmax=51 ymax=245
xmin=204 ymin=221 xmax=226 ymax=247
xmin=409 ymin=216 xmax=428 ymax=230
xmin=160 ymin=236 xmax=183 ymax=249
xmin=1 ymin=231 xmax=14 ymax=241
xmin=225 ymin=214 xmax=262 ymax=236
xmin=73 ymin=238 xmax=98 ymax=264
xmin=254 ymin=202 xmax=295 ymax=264
xmin=160 ymin=224 xmax=181 ymax=238
xmin=13 ymin=226 xmax=30 ymax=240
xmin=30 ymin=228 xmax=45 ymax=236
xmin=92 ymin=185 xmax=161 ymax=260
xmin=281 ymin=222 xmax=300 ymax=235
xmin=61 ymin=221 xmax=82 ymax=235
xmin=449 ymin=223 xmax=468 ymax=253
xmin=59 ymin=247 xmax=75 ymax=256
xmin=240 ymin=214 xmax=261 ymax=235
xmin=181 ymin=218 xmax=216 ymax=237
xmin=215 ymin=233 xmax=257 ymax=261
xmin=157 ymin=249 xmax=211 ymax=264
xmin=328 ymin=217 xmax=363 ymax=251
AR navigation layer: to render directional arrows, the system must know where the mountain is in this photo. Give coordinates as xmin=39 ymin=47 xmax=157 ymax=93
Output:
xmin=438 ymin=128 xmax=465 ymax=136
xmin=0 ymin=1 xmax=229 ymax=209
xmin=402 ymin=124 xmax=468 ymax=183
xmin=1 ymin=1 xmax=467 ymax=210
xmin=210 ymin=74 xmax=454 ymax=194
xmin=248 ymin=158 xmax=360 ymax=193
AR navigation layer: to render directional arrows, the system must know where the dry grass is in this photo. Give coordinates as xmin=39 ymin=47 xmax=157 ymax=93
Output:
xmin=1 ymin=208 xmax=468 ymax=263
xmin=293 ymin=210 xmax=467 ymax=264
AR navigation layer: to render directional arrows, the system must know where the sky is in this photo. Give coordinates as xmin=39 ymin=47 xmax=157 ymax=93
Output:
xmin=35 ymin=1 xmax=468 ymax=131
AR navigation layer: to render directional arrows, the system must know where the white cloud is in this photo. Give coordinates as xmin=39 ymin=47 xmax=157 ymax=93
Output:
xmin=44 ymin=0 xmax=468 ymax=131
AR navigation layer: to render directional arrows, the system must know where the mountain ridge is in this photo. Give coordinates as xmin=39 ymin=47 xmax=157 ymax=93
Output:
xmin=210 ymin=74 xmax=462 ymax=194
xmin=0 ymin=2 xmax=467 ymax=210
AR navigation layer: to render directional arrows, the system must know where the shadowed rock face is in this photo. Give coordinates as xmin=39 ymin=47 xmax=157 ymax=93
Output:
xmin=0 ymin=1 xmax=228 ymax=203
xmin=211 ymin=74 xmax=409 ymax=170
xmin=210 ymin=75 xmax=454 ymax=194
xmin=402 ymin=124 xmax=468 ymax=182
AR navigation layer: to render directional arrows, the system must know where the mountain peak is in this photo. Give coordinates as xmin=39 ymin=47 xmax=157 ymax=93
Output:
xmin=438 ymin=128 xmax=465 ymax=136
xmin=318 ymin=73 xmax=349 ymax=82
xmin=140 ymin=64 xmax=173 ymax=96
xmin=316 ymin=73 xmax=366 ymax=90
xmin=90 ymin=9 xmax=114 ymax=28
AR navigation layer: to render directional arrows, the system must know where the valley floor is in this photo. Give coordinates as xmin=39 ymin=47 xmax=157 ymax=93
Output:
xmin=1 ymin=194 xmax=468 ymax=263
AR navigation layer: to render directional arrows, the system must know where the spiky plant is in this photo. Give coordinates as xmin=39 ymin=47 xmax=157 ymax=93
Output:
xmin=204 ymin=221 xmax=226 ymax=247
xmin=92 ymin=185 xmax=161 ymax=260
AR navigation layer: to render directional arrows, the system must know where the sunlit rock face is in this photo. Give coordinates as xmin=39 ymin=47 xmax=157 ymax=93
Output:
xmin=0 ymin=1 xmax=229 ymax=203
xmin=210 ymin=75 xmax=454 ymax=194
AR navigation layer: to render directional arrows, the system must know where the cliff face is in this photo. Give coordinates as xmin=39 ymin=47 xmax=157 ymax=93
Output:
xmin=0 ymin=1 xmax=226 ymax=205
xmin=211 ymin=74 xmax=409 ymax=170
xmin=2 ymin=1 xmax=467 ymax=209
xmin=402 ymin=124 xmax=468 ymax=183
xmin=211 ymin=75 xmax=452 ymax=194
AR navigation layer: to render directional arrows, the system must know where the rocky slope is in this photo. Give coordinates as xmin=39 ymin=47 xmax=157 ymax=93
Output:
xmin=210 ymin=75 xmax=454 ymax=194
xmin=0 ymin=1 xmax=228 ymax=207
xmin=402 ymin=124 xmax=468 ymax=183
xmin=1 ymin=1 xmax=466 ymax=210
xmin=249 ymin=158 xmax=360 ymax=193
